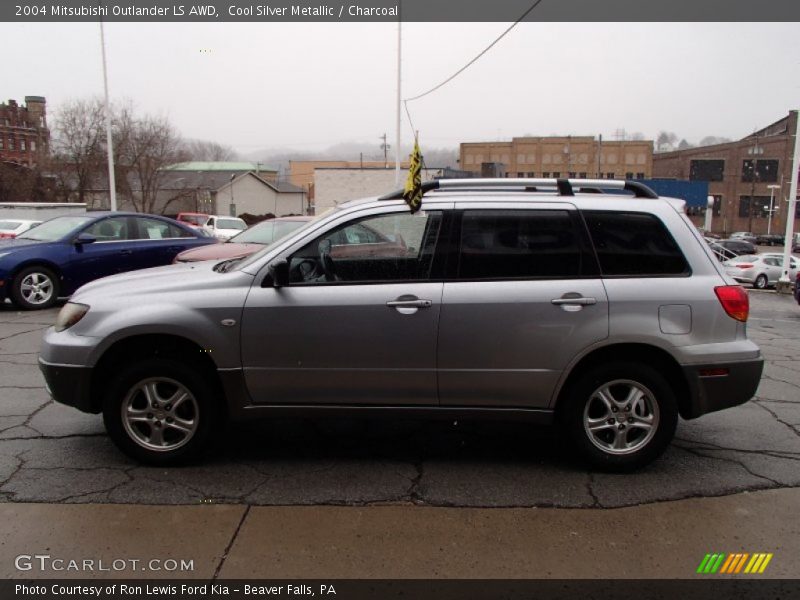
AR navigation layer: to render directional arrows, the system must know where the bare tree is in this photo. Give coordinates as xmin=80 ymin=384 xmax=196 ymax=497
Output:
xmin=114 ymin=107 xmax=190 ymax=214
xmin=183 ymin=139 xmax=238 ymax=161
xmin=677 ymin=139 xmax=692 ymax=150
xmin=51 ymin=98 xmax=106 ymax=204
xmin=656 ymin=131 xmax=679 ymax=152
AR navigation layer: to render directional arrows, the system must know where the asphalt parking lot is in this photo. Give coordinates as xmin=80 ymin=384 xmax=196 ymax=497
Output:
xmin=0 ymin=290 xmax=798 ymax=509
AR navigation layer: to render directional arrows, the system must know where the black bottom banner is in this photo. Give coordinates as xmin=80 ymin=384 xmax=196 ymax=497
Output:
xmin=4 ymin=579 xmax=800 ymax=600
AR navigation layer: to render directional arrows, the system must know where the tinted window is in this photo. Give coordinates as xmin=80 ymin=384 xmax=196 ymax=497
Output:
xmin=583 ymin=211 xmax=689 ymax=276
xmin=288 ymin=211 xmax=441 ymax=284
xmin=458 ymin=210 xmax=583 ymax=279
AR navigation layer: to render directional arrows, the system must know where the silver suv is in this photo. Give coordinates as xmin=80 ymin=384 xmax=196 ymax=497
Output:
xmin=39 ymin=178 xmax=763 ymax=471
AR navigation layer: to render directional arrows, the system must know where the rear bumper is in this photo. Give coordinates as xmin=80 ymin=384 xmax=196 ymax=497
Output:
xmin=39 ymin=359 xmax=97 ymax=414
xmin=681 ymin=358 xmax=764 ymax=419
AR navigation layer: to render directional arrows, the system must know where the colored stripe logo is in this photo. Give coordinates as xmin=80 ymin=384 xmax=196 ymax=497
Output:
xmin=697 ymin=553 xmax=773 ymax=574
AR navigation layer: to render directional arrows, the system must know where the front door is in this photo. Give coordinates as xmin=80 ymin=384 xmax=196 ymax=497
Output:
xmin=240 ymin=209 xmax=445 ymax=406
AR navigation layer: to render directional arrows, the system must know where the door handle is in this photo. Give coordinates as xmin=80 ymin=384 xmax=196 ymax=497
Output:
xmin=118 ymin=249 xmax=133 ymax=255
xmin=386 ymin=299 xmax=432 ymax=308
xmin=551 ymin=297 xmax=596 ymax=306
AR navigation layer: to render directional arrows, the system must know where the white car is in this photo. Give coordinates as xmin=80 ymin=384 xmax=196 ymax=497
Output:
xmin=203 ymin=215 xmax=247 ymax=241
xmin=0 ymin=219 xmax=42 ymax=239
xmin=723 ymin=253 xmax=798 ymax=289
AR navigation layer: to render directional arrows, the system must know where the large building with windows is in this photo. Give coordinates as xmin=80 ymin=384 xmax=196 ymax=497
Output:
xmin=459 ymin=136 xmax=653 ymax=181
xmin=652 ymin=111 xmax=799 ymax=235
xmin=0 ymin=96 xmax=49 ymax=167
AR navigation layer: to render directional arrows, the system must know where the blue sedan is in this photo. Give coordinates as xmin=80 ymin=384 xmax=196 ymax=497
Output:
xmin=0 ymin=212 xmax=217 ymax=310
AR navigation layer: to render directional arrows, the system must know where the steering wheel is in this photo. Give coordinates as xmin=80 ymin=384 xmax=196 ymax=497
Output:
xmin=320 ymin=251 xmax=338 ymax=282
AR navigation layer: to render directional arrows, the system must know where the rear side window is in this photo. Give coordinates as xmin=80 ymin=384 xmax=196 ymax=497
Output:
xmin=458 ymin=210 xmax=584 ymax=279
xmin=583 ymin=211 xmax=689 ymax=276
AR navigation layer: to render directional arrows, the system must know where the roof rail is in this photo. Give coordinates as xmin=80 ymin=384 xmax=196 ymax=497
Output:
xmin=378 ymin=178 xmax=658 ymax=201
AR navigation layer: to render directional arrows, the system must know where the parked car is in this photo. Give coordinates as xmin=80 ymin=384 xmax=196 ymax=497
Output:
xmin=176 ymin=212 xmax=210 ymax=230
xmin=0 ymin=219 xmax=42 ymax=239
xmin=795 ymin=272 xmax=800 ymax=304
xmin=40 ymin=178 xmax=763 ymax=471
xmin=204 ymin=215 xmax=248 ymax=241
xmin=0 ymin=212 xmax=216 ymax=309
xmin=174 ymin=216 xmax=312 ymax=263
xmin=755 ymin=233 xmax=784 ymax=246
xmin=723 ymin=253 xmax=799 ymax=289
xmin=730 ymin=231 xmax=758 ymax=244
xmin=708 ymin=239 xmax=757 ymax=261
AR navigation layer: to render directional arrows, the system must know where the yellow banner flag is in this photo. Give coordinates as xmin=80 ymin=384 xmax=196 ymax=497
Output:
xmin=403 ymin=137 xmax=423 ymax=213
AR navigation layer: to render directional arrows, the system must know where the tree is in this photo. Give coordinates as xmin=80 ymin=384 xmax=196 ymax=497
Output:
xmin=51 ymin=98 xmax=106 ymax=204
xmin=656 ymin=131 xmax=678 ymax=152
xmin=677 ymin=139 xmax=692 ymax=150
xmin=184 ymin=139 xmax=238 ymax=161
xmin=113 ymin=106 xmax=190 ymax=214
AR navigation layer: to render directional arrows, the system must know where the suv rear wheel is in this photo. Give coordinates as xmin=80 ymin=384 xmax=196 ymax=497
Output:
xmin=561 ymin=362 xmax=678 ymax=471
xmin=102 ymin=358 xmax=221 ymax=465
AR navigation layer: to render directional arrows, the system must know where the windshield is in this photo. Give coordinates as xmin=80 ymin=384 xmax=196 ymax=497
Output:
xmin=235 ymin=211 xmax=331 ymax=271
xmin=17 ymin=216 xmax=94 ymax=241
xmin=231 ymin=220 xmax=308 ymax=245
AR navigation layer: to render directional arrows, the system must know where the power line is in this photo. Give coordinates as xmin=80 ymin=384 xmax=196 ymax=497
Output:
xmin=404 ymin=0 xmax=546 ymax=103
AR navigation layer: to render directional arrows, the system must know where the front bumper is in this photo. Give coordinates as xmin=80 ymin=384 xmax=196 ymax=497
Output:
xmin=39 ymin=359 xmax=97 ymax=414
xmin=681 ymin=358 xmax=764 ymax=419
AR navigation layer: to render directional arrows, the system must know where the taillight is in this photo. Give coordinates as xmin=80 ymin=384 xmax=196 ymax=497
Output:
xmin=715 ymin=285 xmax=749 ymax=322
xmin=735 ymin=264 xmax=753 ymax=269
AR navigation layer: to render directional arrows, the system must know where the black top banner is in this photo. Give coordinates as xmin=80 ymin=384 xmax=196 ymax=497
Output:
xmin=4 ymin=0 xmax=800 ymax=22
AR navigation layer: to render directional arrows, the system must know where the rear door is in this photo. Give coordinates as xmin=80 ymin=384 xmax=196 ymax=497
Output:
xmin=438 ymin=204 xmax=608 ymax=409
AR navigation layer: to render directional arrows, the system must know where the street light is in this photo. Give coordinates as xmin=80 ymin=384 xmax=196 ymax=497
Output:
xmin=767 ymin=184 xmax=781 ymax=235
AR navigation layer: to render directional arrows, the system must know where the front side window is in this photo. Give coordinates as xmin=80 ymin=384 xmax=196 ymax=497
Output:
xmin=458 ymin=210 xmax=584 ymax=279
xmin=583 ymin=211 xmax=689 ymax=276
xmin=288 ymin=211 xmax=442 ymax=285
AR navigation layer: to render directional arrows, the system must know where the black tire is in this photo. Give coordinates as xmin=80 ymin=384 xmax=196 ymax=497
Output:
xmin=102 ymin=358 xmax=222 ymax=465
xmin=560 ymin=362 xmax=678 ymax=472
xmin=754 ymin=274 xmax=768 ymax=290
xmin=10 ymin=265 xmax=60 ymax=310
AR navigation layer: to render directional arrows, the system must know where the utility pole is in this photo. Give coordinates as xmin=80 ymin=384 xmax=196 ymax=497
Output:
xmin=778 ymin=111 xmax=800 ymax=291
xmin=596 ymin=134 xmax=603 ymax=178
xmin=380 ymin=133 xmax=389 ymax=168
xmin=394 ymin=21 xmax=402 ymax=186
xmin=99 ymin=11 xmax=117 ymax=211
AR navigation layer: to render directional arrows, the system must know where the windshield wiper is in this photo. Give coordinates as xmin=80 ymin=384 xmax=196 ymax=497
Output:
xmin=213 ymin=257 xmax=244 ymax=273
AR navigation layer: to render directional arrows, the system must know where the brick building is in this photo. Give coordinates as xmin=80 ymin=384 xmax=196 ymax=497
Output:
xmin=652 ymin=111 xmax=800 ymax=236
xmin=459 ymin=136 xmax=653 ymax=180
xmin=0 ymin=97 xmax=49 ymax=167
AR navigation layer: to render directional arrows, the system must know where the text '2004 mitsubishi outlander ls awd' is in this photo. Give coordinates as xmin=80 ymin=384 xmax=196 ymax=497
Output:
xmin=39 ymin=178 xmax=763 ymax=471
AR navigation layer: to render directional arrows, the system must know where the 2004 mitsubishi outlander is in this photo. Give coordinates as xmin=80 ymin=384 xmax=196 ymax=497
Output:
xmin=39 ymin=178 xmax=764 ymax=471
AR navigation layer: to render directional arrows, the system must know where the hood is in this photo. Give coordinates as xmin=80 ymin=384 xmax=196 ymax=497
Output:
xmin=175 ymin=242 xmax=263 ymax=262
xmin=72 ymin=260 xmax=253 ymax=303
xmin=0 ymin=237 xmax=48 ymax=252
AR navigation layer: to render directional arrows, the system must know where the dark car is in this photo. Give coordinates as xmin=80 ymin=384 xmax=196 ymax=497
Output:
xmin=796 ymin=272 xmax=800 ymax=305
xmin=756 ymin=233 xmax=784 ymax=246
xmin=0 ymin=212 xmax=216 ymax=309
xmin=174 ymin=216 xmax=312 ymax=263
xmin=709 ymin=239 xmax=757 ymax=261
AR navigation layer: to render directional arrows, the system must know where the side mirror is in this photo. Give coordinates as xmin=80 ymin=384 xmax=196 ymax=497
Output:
xmin=74 ymin=233 xmax=97 ymax=245
xmin=266 ymin=259 xmax=289 ymax=288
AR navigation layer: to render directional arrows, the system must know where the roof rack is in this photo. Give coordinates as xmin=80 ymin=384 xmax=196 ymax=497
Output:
xmin=378 ymin=178 xmax=659 ymax=201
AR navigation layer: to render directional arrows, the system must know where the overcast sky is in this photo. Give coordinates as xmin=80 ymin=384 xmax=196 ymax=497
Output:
xmin=4 ymin=22 xmax=799 ymax=154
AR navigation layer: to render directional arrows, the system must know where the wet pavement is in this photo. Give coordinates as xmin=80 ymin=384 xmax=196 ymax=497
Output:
xmin=0 ymin=291 xmax=799 ymax=508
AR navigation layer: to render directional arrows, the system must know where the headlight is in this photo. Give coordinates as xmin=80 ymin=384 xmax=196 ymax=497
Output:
xmin=54 ymin=302 xmax=89 ymax=332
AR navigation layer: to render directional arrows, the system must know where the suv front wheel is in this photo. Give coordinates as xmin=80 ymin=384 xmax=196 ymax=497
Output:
xmin=561 ymin=362 xmax=678 ymax=471
xmin=103 ymin=358 xmax=220 ymax=465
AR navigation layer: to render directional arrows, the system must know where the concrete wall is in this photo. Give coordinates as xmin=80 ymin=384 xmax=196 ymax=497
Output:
xmin=0 ymin=202 xmax=86 ymax=221
xmin=313 ymin=168 xmax=440 ymax=213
